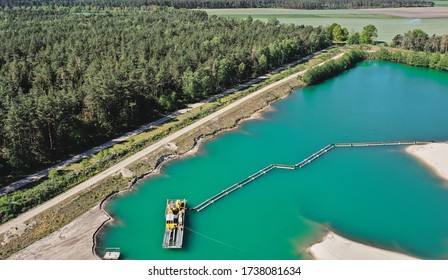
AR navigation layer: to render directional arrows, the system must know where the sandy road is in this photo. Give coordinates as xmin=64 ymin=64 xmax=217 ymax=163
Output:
xmin=0 ymin=51 xmax=344 ymax=237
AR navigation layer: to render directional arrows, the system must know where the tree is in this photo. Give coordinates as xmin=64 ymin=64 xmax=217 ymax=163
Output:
xmin=347 ymin=32 xmax=360 ymax=45
xmin=360 ymin=24 xmax=378 ymax=44
xmin=182 ymin=70 xmax=200 ymax=101
xmin=402 ymin=29 xmax=429 ymax=51
xmin=429 ymin=53 xmax=441 ymax=69
xmin=391 ymin=34 xmax=403 ymax=47
xmin=441 ymin=35 xmax=448 ymax=53
xmin=437 ymin=55 xmax=448 ymax=71
xmin=331 ymin=24 xmax=345 ymax=42
xmin=217 ymin=58 xmax=232 ymax=88
xmin=327 ymin=23 xmax=348 ymax=42
xmin=48 ymin=169 xmax=59 ymax=180
xmin=267 ymin=17 xmax=280 ymax=26
xmin=424 ymin=35 xmax=441 ymax=53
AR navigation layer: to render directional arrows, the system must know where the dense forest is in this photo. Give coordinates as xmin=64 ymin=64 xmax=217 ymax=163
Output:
xmin=0 ymin=7 xmax=331 ymax=179
xmin=0 ymin=0 xmax=434 ymax=9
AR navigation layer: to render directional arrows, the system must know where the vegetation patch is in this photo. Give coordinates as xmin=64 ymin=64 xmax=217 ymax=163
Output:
xmin=368 ymin=48 xmax=448 ymax=70
xmin=301 ymin=50 xmax=366 ymax=85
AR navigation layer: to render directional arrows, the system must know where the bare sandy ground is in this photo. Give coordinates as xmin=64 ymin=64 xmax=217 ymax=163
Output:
xmin=8 ymin=206 xmax=105 ymax=260
xmin=406 ymin=143 xmax=448 ymax=181
xmin=362 ymin=7 xmax=448 ymax=18
xmin=309 ymin=231 xmax=418 ymax=260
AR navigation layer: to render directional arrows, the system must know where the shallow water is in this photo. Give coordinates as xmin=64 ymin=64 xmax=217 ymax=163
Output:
xmin=98 ymin=61 xmax=448 ymax=259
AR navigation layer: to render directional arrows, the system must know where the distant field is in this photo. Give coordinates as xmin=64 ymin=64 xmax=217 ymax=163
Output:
xmin=435 ymin=1 xmax=448 ymax=6
xmin=204 ymin=8 xmax=448 ymax=42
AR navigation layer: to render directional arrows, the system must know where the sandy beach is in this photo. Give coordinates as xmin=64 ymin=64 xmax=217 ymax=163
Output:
xmin=309 ymin=231 xmax=418 ymax=260
xmin=406 ymin=143 xmax=448 ymax=181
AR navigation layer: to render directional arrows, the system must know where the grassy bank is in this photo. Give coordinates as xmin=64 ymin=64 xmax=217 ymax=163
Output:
xmin=368 ymin=47 xmax=448 ymax=70
xmin=0 ymin=48 xmax=345 ymax=259
xmin=301 ymin=50 xmax=366 ymax=85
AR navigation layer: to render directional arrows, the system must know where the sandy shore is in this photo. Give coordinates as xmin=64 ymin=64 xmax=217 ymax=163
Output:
xmin=309 ymin=231 xmax=418 ymax=260
xmin=406 ymin=143 xmax=448 ymax=181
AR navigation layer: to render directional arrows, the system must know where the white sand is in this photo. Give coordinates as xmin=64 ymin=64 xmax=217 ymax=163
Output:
xmin=309 ymin=231 xmax=418 ymax=260
xmin=406 ymin=143 xmax=448 ymax=181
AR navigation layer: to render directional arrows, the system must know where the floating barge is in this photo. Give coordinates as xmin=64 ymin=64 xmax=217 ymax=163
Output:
xmin=163 ymin=199 xmax=187 ymax=248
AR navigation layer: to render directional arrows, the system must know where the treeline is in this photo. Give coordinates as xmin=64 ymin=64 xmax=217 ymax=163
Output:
xmin=392 ymin=29 xmax=448 ymax=53
xmin=336 ymin=23 xmax=448 ymax=71
xmin=301 ymin=50 xmax=365 ymax=85
xmin=369 ymin=48 xmax=448 ymax=71
xmin=0 ymin=7 xmax=331 ymax=179
xmin=382 ymin=29 xmax=448 ymax=70
xmin=0 ymin=0 xmax=434 ymax=9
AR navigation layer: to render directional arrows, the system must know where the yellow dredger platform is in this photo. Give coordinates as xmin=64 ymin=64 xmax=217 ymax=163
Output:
xmin=163 ymin=199 xmax=187 ymax=248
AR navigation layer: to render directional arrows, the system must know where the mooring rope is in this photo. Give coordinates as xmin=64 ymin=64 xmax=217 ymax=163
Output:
xmin=185 ymin=226 xmax=246 ymax=252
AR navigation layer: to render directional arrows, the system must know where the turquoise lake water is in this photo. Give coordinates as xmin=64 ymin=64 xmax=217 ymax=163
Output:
xmin=98 ymin=61 xmax=448 ymax=259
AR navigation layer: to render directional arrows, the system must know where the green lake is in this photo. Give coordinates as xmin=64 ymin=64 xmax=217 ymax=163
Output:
xmin=98 ymin=61 xmax=448 ymax=259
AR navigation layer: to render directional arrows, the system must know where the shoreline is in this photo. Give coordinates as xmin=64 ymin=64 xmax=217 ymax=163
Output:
xmin=8 ymin=206 xmax=104 ymax=260
xmin=406 ymin=143 xmax=448 ymax=182
xmin=308 ymin=231 xmax=418 ymax=260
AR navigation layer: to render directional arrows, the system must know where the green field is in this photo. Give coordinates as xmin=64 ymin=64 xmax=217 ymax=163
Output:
xmin=435 ymin=1 xmax=448 ymax=6
xmin=204 ymin=8 xmax=448 ymax=42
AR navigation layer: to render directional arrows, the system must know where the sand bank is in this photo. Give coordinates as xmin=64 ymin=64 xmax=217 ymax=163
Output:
xmin=308 ymin=231 xmax=418 ymax=260
xmin=406 ymin=143 xmax=448 ymax=181
xmin=8 ymin=206 xmax=105 ymax=260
